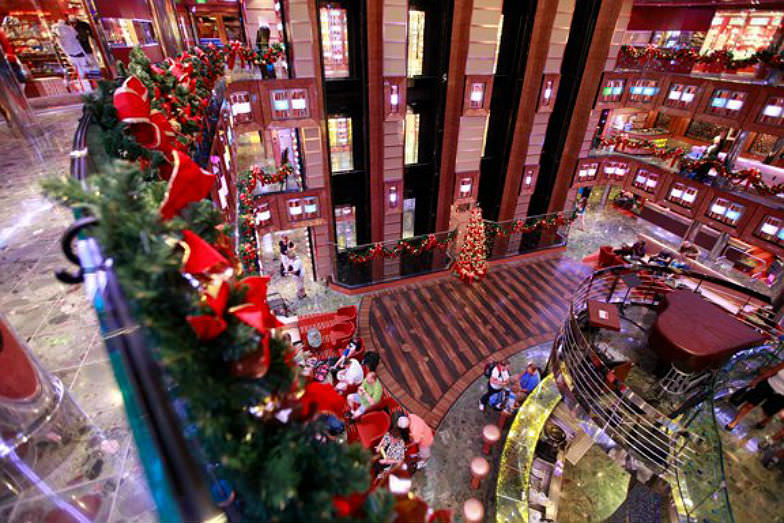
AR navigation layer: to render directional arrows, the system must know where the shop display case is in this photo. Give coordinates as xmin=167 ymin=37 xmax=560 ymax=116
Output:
xmin=99 ymin=18 xmax=157 ymax=47
xmin=2 ymin=13 xmax=66 ymax=79
xmin=697 ymin=10 xmax=783 ymax=75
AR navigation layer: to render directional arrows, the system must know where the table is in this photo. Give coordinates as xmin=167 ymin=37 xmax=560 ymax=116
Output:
xmin=306 ymin=327 xmax=322 ymax=349
xmin=648 ymin=289 xmax=768 ymax=373
xmin=586 ymin=300 xmax=621 ymax=331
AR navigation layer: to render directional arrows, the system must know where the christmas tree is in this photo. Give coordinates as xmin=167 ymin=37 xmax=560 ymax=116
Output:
xmin=452 ymin=206 xmax=487 ymax=284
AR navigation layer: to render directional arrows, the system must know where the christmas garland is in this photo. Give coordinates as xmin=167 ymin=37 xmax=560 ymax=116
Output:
xmin=46 ymin=44 xmax=447 ymax=522
xmin=596 ymin=137 xmax=784 ymax=196
xmin=347 ymin=231 xmax=456 ymax=264
xmin=237 ymin=168 xmax=262 ymax=274
xmin=597 ymin=135 xmax=686 ymax=162
xmin=248 ymin=162 xmax=295 ymax=188
xmin=225 ymin=41 xmax=286 ymax=70
xmin=619 ymin=44 xmax=784 ymax=72
xmin=484 ymin=213 xmax=574 ymax=240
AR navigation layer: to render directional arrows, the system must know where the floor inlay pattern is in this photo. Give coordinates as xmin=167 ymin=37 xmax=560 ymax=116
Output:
xmin=359 ymin=256 xmax=591 ymax=427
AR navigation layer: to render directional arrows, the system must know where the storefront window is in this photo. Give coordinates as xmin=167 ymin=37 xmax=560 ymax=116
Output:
xmin=685 ymin=119 xmax=729 ymax=143
xmin=700 ymin=10 xmax=783 ymax=61
xmin=2 ymin=3 xmax=103 ymax=97
xmin=335 ymin=205 xmax=357 ymax=250
xmin=320 ymin=6 xmax=349 ymax=78
xmin=404 ymin=107 xmax=420 ymax=165
xmin=327 ymin=115 xmax=353 ymax=173
xmin=407 ymin=10 xmax=424 ymax=77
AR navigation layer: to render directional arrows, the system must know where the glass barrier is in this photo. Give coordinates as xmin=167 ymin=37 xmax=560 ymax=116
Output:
xmin=484 ymin=212 xmax=573 ymax=262
xmin=331 ymin=230 xmax=457 ymax=288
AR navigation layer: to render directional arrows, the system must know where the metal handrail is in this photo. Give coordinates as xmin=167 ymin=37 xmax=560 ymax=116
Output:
xmin=552 ymin=264 xmax=777 ymax=479
xmin=65 ymin=107 xmax=226 ymax=523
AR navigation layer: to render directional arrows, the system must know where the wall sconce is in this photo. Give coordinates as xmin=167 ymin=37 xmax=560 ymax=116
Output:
xmin=763 ymin=103 xmax=783 ymax=118
xmin=542 ymin=80 xmax=553 ymax=106
xmin=388 ymin=185 xmax=398 ymax=208
xmin=469 ymin=83 xmax=485 ymax=108
xmin=390 ymin=84 xmax=399 ymax=109
xmin=459 ymin=178 xmax=473 ymax=198
xmin=524 ymin=173 xmax=533 ymax=187
xmin=304 ymin=196 xmax=318 ymax=215
xmin=288 ymin=199 xmax=303 ymax=218
xmin=257 ymin=203 xmax=272 ymax=225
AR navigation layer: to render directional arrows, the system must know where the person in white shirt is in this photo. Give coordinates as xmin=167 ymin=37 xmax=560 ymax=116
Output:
xmin=287 ymin=255 xmax=307 ymax=299
xmin=726 ymin=360 xmax=784 ymax=431
xmin=480 ymin=360 xmax=510 ymax=411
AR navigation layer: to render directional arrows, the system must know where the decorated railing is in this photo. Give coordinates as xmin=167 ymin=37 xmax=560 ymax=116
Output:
xmin=331 ymin=230 xmax=457 ymax=288
xmin=484 ymin=211 xmax=574 ymax=262
xmin=551 ymin=264 xmax=777 ymax=522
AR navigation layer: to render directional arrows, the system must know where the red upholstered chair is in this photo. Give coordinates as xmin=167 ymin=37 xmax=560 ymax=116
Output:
xmin=337 ymin=305 xmax=358 ymax=325
xmin=356 ymin=411 xmax=391 ymax=449
xmin=598 ymin=245 xmax=625 ymax=268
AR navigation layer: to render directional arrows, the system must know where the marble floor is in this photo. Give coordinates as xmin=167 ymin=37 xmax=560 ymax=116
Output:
xmin=565 ymin=194 xmax=784 ymax=299
xmin=0 ymin=107 xmax=157 ymax=523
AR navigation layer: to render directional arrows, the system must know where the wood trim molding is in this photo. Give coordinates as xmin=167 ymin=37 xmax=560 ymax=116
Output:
xmin=435 ymin=0 xmax=474 ymax=232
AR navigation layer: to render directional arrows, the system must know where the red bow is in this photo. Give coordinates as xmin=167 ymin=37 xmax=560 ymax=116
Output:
xmin=159 ymin=150 xmax=216 ymax=220
xmin=113 ymin=76 xmax=179 ymax=161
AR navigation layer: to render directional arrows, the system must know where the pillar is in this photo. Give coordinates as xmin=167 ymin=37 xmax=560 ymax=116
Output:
xmin=548 ymin=0 xmax=630 ymax=213
xmin=709 ymin=232 xmax=729 ymax=261
xmin=434 ymin=0 xmax=474 ymax=232
xmin=284 ymin=0 xmax=335 ymax=282
xmin=147 ymin=0 xmax=185 ymax=58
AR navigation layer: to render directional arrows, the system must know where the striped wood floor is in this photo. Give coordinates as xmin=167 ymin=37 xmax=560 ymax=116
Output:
xmin=358 ymin=255 xmax=591 ymax=427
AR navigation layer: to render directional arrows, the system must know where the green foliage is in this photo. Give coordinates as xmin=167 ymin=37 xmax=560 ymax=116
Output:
xmin=42 ymin=162 xmax=394 ymax=522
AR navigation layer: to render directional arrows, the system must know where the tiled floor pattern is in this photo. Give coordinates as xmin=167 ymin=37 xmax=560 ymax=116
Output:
xmin=0 ymin=108 xmax=157 ymax=522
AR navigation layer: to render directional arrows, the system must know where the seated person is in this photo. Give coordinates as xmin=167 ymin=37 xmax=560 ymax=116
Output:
xmin=678 ymin=240 xmax=699 ymax=260
xmin=374 ymin=427 xmax=406 ymax=471
xmin=362 ymin=351 xmax=381 ymax=372
xmin=518 ymin=362 xmax=541 ymax=398
xmin=347 ymin=372 xmax=383 ymax=418
xmin=332 ymin=338 xmax=361 ymax=370
xmin=613 ymin=240 xmax=646 ymax=259
xmin=649 ymin=249 xmax=674 ymax=266
xmin=335 ymin=357 xmax=364 ymax=390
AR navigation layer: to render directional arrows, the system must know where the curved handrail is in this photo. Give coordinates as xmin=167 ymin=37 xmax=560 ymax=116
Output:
xmin=66 ymin=108 xmax=225 ymax=523
xmin=552 ymin=263 xmax=776 ymax=470
xmin=553 ymin=263 xmax=778 ymax=521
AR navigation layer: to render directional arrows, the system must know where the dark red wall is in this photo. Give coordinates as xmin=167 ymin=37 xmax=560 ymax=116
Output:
xmin=93 ymin=0 xmax=154 ymax=20
xmin=628 ymin=6 xmax=715 ymax=31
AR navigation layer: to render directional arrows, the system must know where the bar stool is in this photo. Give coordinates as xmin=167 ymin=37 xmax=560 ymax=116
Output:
xmin=470 ymin=456 xmax=489 ymax=489
xmin=481 ymin=424 xmax=501 ymax=455
xmin=463 ymin=498 xmax=484 ymax=523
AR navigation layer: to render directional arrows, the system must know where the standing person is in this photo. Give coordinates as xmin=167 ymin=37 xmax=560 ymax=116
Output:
xmin=396 ymin=413 xmax=434 ymax=469
xmin=480 ymin=360 xmax=510 ymax=411
xmin=278 ymin=234 xmax=293 ymax=276
xmin=67 ymin=15 xmax=97 ymax=72
xmin=725 ymin=360 xmax=784 ymax=431
xmin=51 ymin=20 xmax=89 ymax=77
xmin=289 ymin=254 xmax=307 ymax=299
xmin=518 ymin=361 xmax=541 ymax=399
xmin=575 ymin=195 xmax=587 ymax=231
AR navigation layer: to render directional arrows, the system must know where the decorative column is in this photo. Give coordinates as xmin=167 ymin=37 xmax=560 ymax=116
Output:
xmin=378 ymin=0 xmax=407 ymax=278
xmin=435 ymin=0 xmax=503 ymax=232
xmin=554 ymin=0 xmax=632 ymax=214
xmin=500 ymin=0 xmax=572 ymax=254
xmin=434 ymin=0 xmax=474 ymax=232
xmin=147 ymin=0 xmax=185 ymax=58
xmin=284 ymin=0 xmax=335 ymax=282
